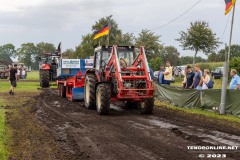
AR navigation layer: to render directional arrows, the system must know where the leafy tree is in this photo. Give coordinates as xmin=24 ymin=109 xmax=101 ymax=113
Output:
xmin=16 ymin=43 xmax=38 ymax=67
xmin=116 ymin=32 xmax=135 ymax=46
xmin=177 ymin=21 xmax=220 ymax=65
xmin=0 ymin=44 xmax=16 ymax=62
xmin=180 ymin=56 xmax=206 ymax=65
xmin=230 ymin=57 xmax=240 ymax=74
xmin=135 ymin=29 xmax=162 ymax=60
xmin=63 ymin=49 xmax=75 ymax=59
xmin=92 ymin=17 xmax=122 ymax=45
xmin=75 ymin=34 xmax=95 ymax=59
xmin=161 ymin=46 xmax=180 ymax=66
xmin=149 ymin=57 xmax=162 ymax=71
xmin=36 ymin=42 xmax=56 ymax=55
xmin=210 ymin=45 xmax=240 ymax=62
xmin=207 ymin=52 xmax=218 ymax=62
xmin=32 ymin=42 xmax=56 ymax=69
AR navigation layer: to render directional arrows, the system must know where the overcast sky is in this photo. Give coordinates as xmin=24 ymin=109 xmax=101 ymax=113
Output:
xmin=0 ymin=0 xmax=239 ymax=57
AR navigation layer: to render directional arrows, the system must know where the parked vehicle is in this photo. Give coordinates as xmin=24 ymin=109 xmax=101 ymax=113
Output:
xmin=174 ymin=66 xmax=186 ymax=76
xmin=211 ymin=67 xmax=223 ymax=79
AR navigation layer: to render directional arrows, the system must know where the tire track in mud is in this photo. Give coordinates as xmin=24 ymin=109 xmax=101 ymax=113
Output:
xmin=34 ymin=89 xmax=240 ymax=160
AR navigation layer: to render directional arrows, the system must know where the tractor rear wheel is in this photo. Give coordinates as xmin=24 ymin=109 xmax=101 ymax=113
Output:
xmin=40 ymin=69 xmax=50 ymax=88
xmin=58 ymin=84 xmax=66 ymax=97
xmin=84 ymin=74 xmax=97 ymax=109
xmin=96 ymin=83 xmax=111 ymax=115
xmin=140 ymin=98 xmax=154 ymax=114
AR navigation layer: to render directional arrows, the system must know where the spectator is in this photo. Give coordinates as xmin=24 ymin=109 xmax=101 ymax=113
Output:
xmin=186 ymin=65 xmax=195 ymax=89
xmin=17 ymin=68 xmax=20 ymax=79
xmin=182 ymin=68 xmax=187 ymax=88
xmin=163 ymin=61 xmax=172 ymax=85
xmin=149 ymin=68 xmax=154 ymax=80
xmin=193 ymin=65 xmax=203 ymax=90
xmin=22 ymin=69 xmax=26 ymax=80
xmin=202 ymin=69 xmax=210 ymax=90
xmin=158 ymin=65 xmax=166 ymax=84
xmin=177 ymin=67 xmax=182 ymax=77
xmin=9 ymin=64 xmax=18 ymax=95
xmin=229 ymin=69 xmax=240 ymax=90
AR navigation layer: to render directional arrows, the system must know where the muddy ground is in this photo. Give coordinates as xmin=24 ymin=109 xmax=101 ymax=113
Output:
xmin=6 ymin=89 xmax=240 ymax=160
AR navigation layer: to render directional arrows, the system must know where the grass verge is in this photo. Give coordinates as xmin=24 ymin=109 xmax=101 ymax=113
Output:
xmin=0 ymin=108 xmax=8 ymax=160
xmin=155 ymin=100 xmax=240 ymax=124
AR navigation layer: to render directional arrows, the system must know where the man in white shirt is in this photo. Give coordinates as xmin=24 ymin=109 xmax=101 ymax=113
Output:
xmin=22 ymin=69 xmax=26 ymax=79
xmin=163 ymin=61 xmax=172 ymax=85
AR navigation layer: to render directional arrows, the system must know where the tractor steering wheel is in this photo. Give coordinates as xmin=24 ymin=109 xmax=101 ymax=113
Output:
xmin=120 ymin=58 xmax=127 ymax=68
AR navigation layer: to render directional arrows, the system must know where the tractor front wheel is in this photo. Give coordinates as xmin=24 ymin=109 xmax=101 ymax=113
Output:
xmin=84 ymin=74 xmax=97 ymax=109
xmin=140 ymin=98 xmax=154 ymax=114
xmin=40 ymin=69 xmax=50 ymax=88
xmin=96 ymin=83 xmax=110 ymax=115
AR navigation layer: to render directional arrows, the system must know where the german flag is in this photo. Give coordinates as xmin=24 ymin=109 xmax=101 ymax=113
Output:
xmin=225 ymin=0 xmax=236 ymax=15
xmin=93 ymin=24 xmax=109 ymax=40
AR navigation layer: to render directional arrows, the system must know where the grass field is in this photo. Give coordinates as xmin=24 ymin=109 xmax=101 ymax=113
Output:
xmin=26 ymin=71 xmax=39 ymax=80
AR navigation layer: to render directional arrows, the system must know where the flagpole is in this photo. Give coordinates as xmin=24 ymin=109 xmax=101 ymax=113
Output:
xmin=219 ymin=4 xmax=235 ymax=115
xmin=107 ymin=15 xmax=112 ymax=46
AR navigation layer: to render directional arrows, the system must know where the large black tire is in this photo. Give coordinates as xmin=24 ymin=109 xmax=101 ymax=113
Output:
xmin=84 ymin=74 xmax=97 ymax=109
xmin=140 ymin=98 xmax=154 ymax=115
xmin=40 ymin=70 xmax=50 ymax=88
xmin=58 ymin=84 xmax=66 ymax=97
xmin=96 ymin=83 xmax=111 ymax=115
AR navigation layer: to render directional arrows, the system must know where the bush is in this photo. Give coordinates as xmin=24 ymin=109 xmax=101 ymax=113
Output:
xmin=149 ymin=57 xmax=162 ymax=71
xmin=230 ymin=57 xmax=240 ymax=74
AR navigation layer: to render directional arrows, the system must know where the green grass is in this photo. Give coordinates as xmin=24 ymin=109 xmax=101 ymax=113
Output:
xmin=0 ymin=109 xmax=8 ymax=160
xmin=26 ymin=71 xmax=39 ymax=81
xmin=155 ymin=100 xmax=240 ymax=124
xmin=0 ymin=81 xmax=40 ymax=93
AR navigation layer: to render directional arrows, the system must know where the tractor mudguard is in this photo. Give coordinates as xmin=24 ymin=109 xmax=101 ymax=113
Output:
xmin=41 ymin=64 xmax=51 ymax=70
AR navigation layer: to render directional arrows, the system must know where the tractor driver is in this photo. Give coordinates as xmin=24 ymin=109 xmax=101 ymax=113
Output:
xmin=51 ymin=58 xmax=57 ymax=66
xmin=120 ymin=58 xmax=127 ymax=68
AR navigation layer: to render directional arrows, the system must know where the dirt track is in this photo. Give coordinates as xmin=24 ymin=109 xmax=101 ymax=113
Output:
xmin=15 ymin=89 xmax=237 ymax=160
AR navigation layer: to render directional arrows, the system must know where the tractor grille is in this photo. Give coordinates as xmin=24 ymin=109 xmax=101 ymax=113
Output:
xmin=123 ymin=79 xmax=146 ymax=89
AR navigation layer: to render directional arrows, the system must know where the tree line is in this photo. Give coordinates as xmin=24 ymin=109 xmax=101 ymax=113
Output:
xmin=1 ymin=17 xmax=239 ymax=71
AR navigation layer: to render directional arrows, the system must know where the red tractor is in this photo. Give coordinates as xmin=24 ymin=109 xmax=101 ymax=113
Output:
xmin=39 ymin=52 xmax=60 ymax=88
xmin=84 ymin=45 xmax=155 ymax=115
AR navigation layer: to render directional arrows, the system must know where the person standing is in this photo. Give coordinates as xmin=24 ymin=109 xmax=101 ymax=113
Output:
xmin=185 ymin=65 xmax=195 ymax=89
xmin=163 ymin=61 xmax=172 ymax=85
xmin=9 ymin=64 xmax=18 ymax=95
xmin=158 ymin=65 xmax=166 ymax=84
xmin=22 ymin=69 xmax=26 ymax=80
xmin=17 ymin=68 xmax=20 ymax=79
xmin=149 ymin=68 xmax=154 ymax=80
xmin=193 ymin=65 xmax=203 ymax=90
xmin=202 ymin=69 xmax=211 ymax=90
xmin=229 ymin=69 xmax=240 ymax=90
